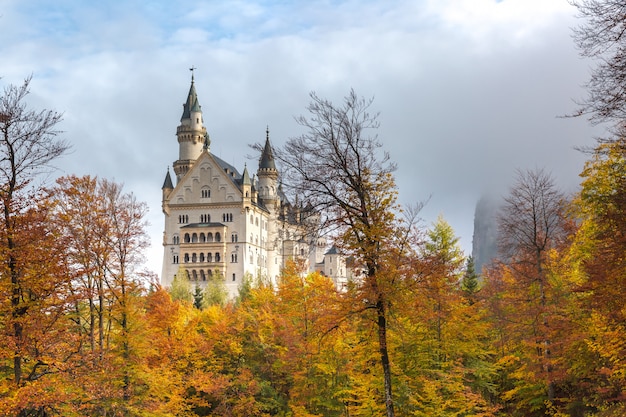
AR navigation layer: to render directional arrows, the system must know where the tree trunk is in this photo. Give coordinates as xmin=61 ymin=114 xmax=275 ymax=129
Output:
xmin=376 ymin=294 xmax=395 ymax=417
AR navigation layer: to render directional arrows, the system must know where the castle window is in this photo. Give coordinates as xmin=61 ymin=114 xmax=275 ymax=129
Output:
xmin=192 ymin=270 xmax=197 ymax=281
xmin=201 ymin=189 xmax=210 ymax=198
xmin=172 ymin=235 xmax=180 ymax=244
xmin=215 ymin=232 xmax=221 ymax=242
xmin=200 ymin=233 xmax=206 ymax=243
xmin=232 ymin=273 xmax=236 ymax=282
xmin=207 ymin=253 xmax=213 ymax=263
xmin=192 ymin=253 xmax=197 ymax=263
xmin=215 ymin=252 xmax=221 ymax=262
xmin=200 ymin=213 xmax=211 ymax=223
xmin=200 ymin=270 xmax=206 ymax=281
xmin=199 ymin=253 xmax=205 ymax=262
xmin=255 ymin=217 xmax=259 ymax=226
xmin=178 ymin=214 xmax=189 ymax=224
xmin=231 ymin=253 xmax=238 ymax=263
xmin=192 ymin=233 xmax=198 ymax=243
xmin=184 ymin=233 xmax=190 ymax=243
xmin=231 ymin=233 xmax=238 ymax=242
xmin=184 ymin=253 xmax=189 ymax=263
xmin=172 ymin=254 xmax=179 ymax=264
xmin=207 ymin=233 xmax=214 ymax=242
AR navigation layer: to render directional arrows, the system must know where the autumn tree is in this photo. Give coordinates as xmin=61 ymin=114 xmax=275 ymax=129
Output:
xmin=567 ymin=137 xmax=626 ymax=413
xmin=50 ymin=175 xmax=151 ymax=414
xmin=273 ymin=89 xmax=418 ymax=417
xmin=0 ymin=75 xmax=70 ymax=397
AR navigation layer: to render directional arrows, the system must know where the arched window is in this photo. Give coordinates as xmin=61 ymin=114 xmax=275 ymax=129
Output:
xmin=199 ymin=253 xmax=205 ymax=262
xmin=207 ymin=233 xmax=214 ymax=242
xmin=172 ymin=254 xmax=179 ymax=264
xmin=231 ymin=233 xmax=238 ymax=242
xmin=201 ymin=188 xmax=210 ymax=198
xmin=192 ymin=253 xmax=197 ymax=263
xmin=207 ymin=253 xmax=213 ymax=263
xmin=215 ymin=252 xmax=221 ymax=262
xmin=192 ymin=270 xmax=197 ymax=281
xmin=184 ymin=253 xmax=189 ymax=263
xmin=215 ymin=232 xmax=221 ymax=242
xmin=184 ymin=233 xmax=190 ymax=243
xmin=207 ymin=269 xmax=213 ymax=277
xmin=200 ymin=270 xmax=206 ymax=281
xmin=191 ymin=233 xmax=198 ymax=243
xmin=200 ymin=233 xmax=206 ymax=242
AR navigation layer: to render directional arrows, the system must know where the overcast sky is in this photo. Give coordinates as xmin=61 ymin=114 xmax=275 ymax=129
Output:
xmin=0 ymin=0 xmax=604 ymax=275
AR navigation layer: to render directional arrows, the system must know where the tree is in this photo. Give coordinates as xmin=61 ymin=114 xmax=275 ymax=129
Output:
xmin=570 ymin=0 xmax=626 ymax=130
xmin=0 ymin=76 xmax=69 ymax=388
xmin=461 ymin=256 xmax=480 ymax=304
xmin=568 ymin=138 xmax=626 ymax=412
xmin=494 ymin=168 xmax=570 ymax=410
xmin=169 ymin=266 xmax=193 ymax=304
xmin=273 ymin=89 xmax=418 ymax=417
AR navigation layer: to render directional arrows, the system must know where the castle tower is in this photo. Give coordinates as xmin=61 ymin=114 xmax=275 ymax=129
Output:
xmin=173 ymin=71 xmax=208 ymax=182
xmin=257 ymin=128 xmax=279 ymax=204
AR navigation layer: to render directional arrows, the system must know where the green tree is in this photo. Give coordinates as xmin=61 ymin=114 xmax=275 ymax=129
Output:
xmin=203 ymin=272 xmax=228 ymax=307
xmin=462 ymin=256 xmax=480 ymax=304
xmin=169 ymin=266 xmax=193 ymax=304
xmin=193 ymin=285 xmax=204 ymax=309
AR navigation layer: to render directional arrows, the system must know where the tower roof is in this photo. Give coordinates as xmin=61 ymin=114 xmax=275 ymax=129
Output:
xmin=242 ymin=164 xmax=252 ymax=186
xmin=259 ymin=127 xmax=277 ymax=170
xmin=162 ymin=169 xmax=173 ymax=190
xmin=181 ymin=73 xmax=202 ymax=121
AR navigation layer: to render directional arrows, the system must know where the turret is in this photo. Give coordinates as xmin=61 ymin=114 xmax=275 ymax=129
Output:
xmin=257 ymin=128 xmax=279 ymax=204
xmin=241 ymin=164 xmax=252 ymax=210
xmin=161 ymin=168 xmax=173 ymax=214
xmin=173 ymin=71 xmax=208 ymax=182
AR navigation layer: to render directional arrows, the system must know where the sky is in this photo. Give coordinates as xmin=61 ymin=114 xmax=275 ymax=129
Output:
xmin=0 ymin=0 xmax=604 ymax=276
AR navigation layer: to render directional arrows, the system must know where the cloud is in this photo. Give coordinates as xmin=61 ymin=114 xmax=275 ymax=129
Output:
xmin=0 ymin=0 xmax=602 ymax=273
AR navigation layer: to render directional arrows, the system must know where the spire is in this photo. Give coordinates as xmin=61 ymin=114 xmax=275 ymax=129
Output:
xmin=181 ymin=68 xmax=201 ymax=121
xmin=259 ymin=126 xmax=277 ymax=170
xmin=162 ymin=168 xmax=173 ymax=190
xmin=242 ymin=164 xmax=252 ymax=186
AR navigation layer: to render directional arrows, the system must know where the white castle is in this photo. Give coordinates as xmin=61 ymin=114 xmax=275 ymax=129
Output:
xmin=161 ymin=74 xmax=349 ymax=298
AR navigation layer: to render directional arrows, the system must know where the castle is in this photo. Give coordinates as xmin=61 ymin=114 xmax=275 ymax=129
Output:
xmin=161 ymin=74 xmax=349 ymax=298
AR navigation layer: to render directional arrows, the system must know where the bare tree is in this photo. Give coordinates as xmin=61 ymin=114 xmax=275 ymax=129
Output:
xmin=274 ymin=89 xmax=415 ymax=417
xmin=570 ymin=0 xmax=626 ymax=130
xmin=497 ymin=168 xmax=568 ymax=401
xmin=0 ymin=76 xmax=69 ymax=385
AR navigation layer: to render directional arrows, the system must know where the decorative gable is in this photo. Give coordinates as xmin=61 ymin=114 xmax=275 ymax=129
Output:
xmin=169 ymin=151 xmax=243 ymax=205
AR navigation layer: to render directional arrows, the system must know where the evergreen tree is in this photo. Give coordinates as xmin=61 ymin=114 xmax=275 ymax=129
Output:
xmin=193 ymin=285 xmax=204 ymax=310
xmin=462 ymin=256 xmax=480 ymax=304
